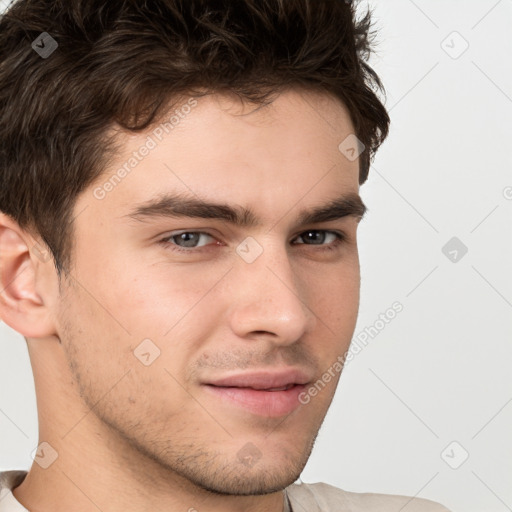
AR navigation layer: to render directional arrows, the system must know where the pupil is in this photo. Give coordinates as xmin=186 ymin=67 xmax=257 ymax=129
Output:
xmin=178 ymin=232 xmax=199 ymax=247
xmin=305 ymin=231 xmax=324 ymax=244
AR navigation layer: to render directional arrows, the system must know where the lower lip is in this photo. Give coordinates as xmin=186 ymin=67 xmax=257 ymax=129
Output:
xmin=202 ymin=384 xmax=306 ymax=417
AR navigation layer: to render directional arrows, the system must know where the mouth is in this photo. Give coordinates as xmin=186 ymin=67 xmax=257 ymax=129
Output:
xmin=202 ymin=383 xmax=307 ymax=417
xmin=209 ymin=382 xmax=296 ymax=391
xmin=201 ymin=368 xmax=312 ymax=417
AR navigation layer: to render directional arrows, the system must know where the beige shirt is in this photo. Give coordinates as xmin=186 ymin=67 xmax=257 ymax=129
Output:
xmin=0 ymin=470 xmax=451 ymax=511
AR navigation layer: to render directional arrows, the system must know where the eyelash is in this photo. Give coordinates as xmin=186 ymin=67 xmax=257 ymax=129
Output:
xmin=159 ymin=230 xmax=347 ymax=254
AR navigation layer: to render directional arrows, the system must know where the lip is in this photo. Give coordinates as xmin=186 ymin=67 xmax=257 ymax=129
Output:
xmin=203 ymin=383 xmax=307 ymax=417
xmin=201 ymin=368 xmax=312 ymax=417
xmin=204 ymin=368 xmax=312 ymax=390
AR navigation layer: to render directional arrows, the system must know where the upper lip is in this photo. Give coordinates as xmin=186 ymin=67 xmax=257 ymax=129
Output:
xmin=204 ymin=368 xmax=312 ymax=390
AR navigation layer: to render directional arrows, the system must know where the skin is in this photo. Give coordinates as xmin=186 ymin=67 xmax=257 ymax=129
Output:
xmin=0 ymin=89 xmax=362 ymax=512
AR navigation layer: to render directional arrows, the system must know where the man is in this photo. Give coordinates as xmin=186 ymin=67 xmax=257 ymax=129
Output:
xmin=0 ymin=0 xmax=451 ymax=510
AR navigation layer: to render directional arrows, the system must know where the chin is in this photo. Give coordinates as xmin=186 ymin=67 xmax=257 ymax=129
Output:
xmin=185 ymin=439 xmax=314 ymax=496
xmin=188 ymin=463 xmax=304 ymax=496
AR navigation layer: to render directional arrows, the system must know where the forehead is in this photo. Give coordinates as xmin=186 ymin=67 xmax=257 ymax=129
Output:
xmin=80 ymin=89 xmax=360 ymax=224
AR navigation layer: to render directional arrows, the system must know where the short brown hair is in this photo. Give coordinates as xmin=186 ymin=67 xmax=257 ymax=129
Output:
xmin=0 ymin=0 xmax=389 ymax=277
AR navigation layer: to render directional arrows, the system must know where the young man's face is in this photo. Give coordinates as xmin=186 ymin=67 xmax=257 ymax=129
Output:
xmin=39 ymin=90 xmax=362 ymax=494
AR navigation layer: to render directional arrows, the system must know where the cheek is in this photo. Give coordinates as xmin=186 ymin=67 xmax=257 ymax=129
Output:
xmin=57 ymin=268 xmax=164 ymax=389
xmin=60 ymin=250 xmax=229 ymax=392
xmin=309 ymin=257 xmax=360 ymax=315
xmin=303 ymin=260 xmax=360 ymax=357
xmin=104 ymin=257 xmax=232 ymax=341
xmin=58 ymin=285 xmax=197 ymax=422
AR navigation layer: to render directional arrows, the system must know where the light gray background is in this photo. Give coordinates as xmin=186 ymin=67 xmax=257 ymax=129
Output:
xmin=1 ymin=1 xmax=511 ymax=511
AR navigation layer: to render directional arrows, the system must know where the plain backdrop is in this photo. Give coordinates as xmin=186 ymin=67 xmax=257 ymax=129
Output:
xmin=1 ymin=1 xmax=511 ymax=511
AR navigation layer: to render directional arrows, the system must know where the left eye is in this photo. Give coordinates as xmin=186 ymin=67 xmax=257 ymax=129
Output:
xmin=293 ymin=230 xmax=341 ymax=245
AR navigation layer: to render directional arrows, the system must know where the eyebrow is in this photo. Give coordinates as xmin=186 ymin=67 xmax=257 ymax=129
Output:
xmin=123 ymin=192 xmax=367 ymax=227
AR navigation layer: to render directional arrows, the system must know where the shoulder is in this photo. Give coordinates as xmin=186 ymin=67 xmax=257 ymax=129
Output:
xmin=0 ymin=470 xmax=28 ymax=512
xmin=0 ymin=471 xmax=27 ymax=493
xmin=0 ymin=469 xmax=27 ymax=502
xmin=285 ymin=481 xmax=452 ymax=512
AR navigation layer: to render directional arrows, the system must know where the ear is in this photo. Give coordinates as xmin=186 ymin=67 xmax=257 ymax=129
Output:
xmin=0 ymin=213 xmax=57 ymax=338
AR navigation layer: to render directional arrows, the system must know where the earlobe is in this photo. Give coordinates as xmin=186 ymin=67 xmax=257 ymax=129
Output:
xmin=0 ymin=213 xmax=56 ymax=338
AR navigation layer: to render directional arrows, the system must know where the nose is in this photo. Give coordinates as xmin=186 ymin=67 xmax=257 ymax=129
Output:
xmin=226 ymin=239 xmax=316 ymax=346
